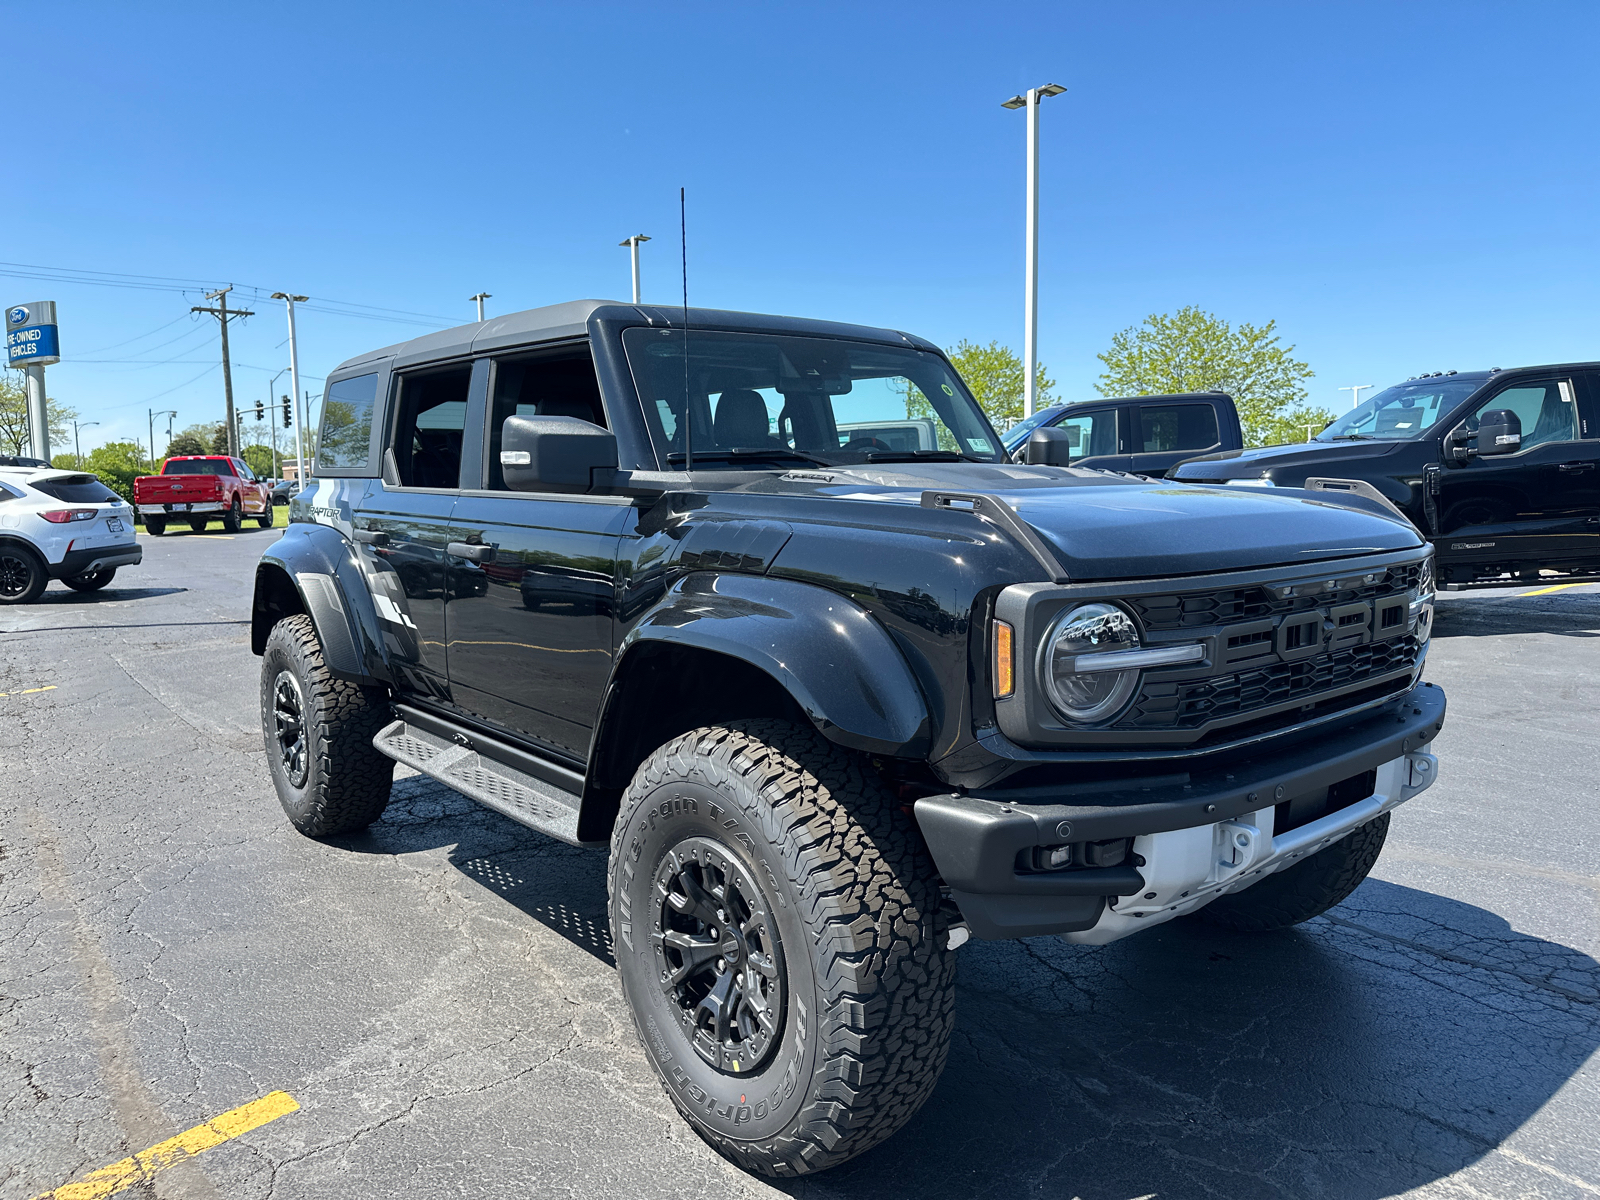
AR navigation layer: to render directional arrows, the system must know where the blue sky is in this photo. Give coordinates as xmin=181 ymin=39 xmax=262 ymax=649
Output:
xmin=16 ymin=1 xmax=1600 ymax=454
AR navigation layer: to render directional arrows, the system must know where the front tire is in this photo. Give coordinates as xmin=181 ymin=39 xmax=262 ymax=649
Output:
xmin=260 ymin=614 xmax=394 ymax=836
xmin=609 ymin=720 xmax=956 ymax=1177
xmin=0 ymin=544 xmax=48 ymax=604
xmin=1197 ymin=812 xmax=1390 ymax=932
xmin=63 ymin=569 xmax=116 ymax=592
xmin=257 ymin=510 xmax=274 ymax=529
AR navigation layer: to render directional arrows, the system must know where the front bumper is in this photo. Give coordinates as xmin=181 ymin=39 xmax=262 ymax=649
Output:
xmin=915 ymin=682 xmax=1445 ymax=940
xmin=49 ymin=542 xmax=143 ymax=579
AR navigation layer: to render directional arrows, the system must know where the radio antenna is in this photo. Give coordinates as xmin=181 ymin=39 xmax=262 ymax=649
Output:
xmin=680 ymin=186 xmax=692 ymax=473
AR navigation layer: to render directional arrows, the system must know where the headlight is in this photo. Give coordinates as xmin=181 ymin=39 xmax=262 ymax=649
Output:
xmin=1040 ymin=603 xmax=1144 ymax=723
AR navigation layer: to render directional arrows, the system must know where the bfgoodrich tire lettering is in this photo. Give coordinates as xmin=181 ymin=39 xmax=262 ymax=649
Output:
xmin=609 ymin=720 xmax=956 ymax=1177
xmin=260 ymin=613 xmax=394 ymax=836
xmin=1197 ymin=811 xmax=1391 ymax=932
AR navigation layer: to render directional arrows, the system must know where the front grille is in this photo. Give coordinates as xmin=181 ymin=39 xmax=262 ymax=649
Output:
xmin=1118 ymin=634 xmax=1420 ymax=729
xmin=1130 ymin=564 xmax=1421 ymax=632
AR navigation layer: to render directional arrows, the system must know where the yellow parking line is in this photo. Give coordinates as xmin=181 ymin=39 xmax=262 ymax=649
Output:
xmin=0 ymin=685 xmax=56 ymax=698
xmin=1521 ymin=582 xmax=1589 ymax=597
xmin=32 ymin=1091 xmax=299 ymax=1200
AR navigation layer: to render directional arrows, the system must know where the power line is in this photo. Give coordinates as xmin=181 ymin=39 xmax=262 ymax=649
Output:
xmin=74 ymin=313 xmax=194 ymax=356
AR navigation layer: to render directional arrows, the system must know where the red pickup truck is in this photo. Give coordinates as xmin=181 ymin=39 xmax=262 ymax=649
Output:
xmin=134 ymin=455 xmax=274 ymax=535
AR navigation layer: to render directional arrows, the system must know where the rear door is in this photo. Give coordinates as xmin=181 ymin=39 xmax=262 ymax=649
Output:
xmin=1130 ymin=401 xmax=1224 ymax=477
xmin=1437 ymin=373 xmax=1595 ymax=567
xmin=444 ymin=344 xmax=630 ymax=761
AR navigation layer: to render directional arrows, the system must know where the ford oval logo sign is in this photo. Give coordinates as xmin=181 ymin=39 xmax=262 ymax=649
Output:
xmin=8 ymin=307 xmax=28 ymax=325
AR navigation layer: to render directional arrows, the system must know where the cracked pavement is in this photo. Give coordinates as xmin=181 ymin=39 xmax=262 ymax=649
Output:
xmin=1 ymin=531 xmax=1596 ymax=1199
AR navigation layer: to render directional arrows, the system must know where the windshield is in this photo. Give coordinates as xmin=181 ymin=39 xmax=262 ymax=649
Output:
xmin=1315 ymin=380 xmax=1480 ymax=442
xmin=622 ymin=329 xmax=1003 ymax=467
xmin=1000 ymin=405 xmax=1068 ymax=454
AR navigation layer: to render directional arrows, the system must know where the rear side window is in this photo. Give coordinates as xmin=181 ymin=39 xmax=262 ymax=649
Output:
xmin=390 ymin=367 xmax=471 ymax=487
xmin=31 ymin=476 xmax=121 ymax=503
xmin=1140 ymin=404 xmax=1219 ymax=452
xmin=317 ymin=372 xmax=381 ymax=471
xmin=163 ymin=458 xmax=232 ymax=475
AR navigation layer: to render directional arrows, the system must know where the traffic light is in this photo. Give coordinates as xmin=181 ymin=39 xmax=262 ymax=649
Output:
xmin=254 ymin=399 xmax=264 ymax=421
xmin=282 ymin=395 xmax=292 ymax=428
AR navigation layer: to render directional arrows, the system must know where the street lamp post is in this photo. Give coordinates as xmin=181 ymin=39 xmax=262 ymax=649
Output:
xmin=470 ymin=292 xmax=491 ymax=322
xmin=1338 ymin=384 xmax=1375 ymax=411
xmin=270 ymin=294 xmax=310 ymax=481
xmin=619 ymin=235 xmax=651 ymax=304
xmin=148 ymin=408 xmax=176 ymax=472
xmin=71 ymin=420 xmax=98 ymax=469
xmin=1001 ymin=82 xmax=1066 ymax=419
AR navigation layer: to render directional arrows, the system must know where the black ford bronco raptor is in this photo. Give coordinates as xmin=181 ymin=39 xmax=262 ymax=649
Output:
xmin=252 ymin=300 xmax=1445 ymax=1176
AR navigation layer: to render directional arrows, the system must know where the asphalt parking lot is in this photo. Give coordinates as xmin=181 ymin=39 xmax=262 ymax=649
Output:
xmin=2 ymin=527 xmax=1597 ymax=1200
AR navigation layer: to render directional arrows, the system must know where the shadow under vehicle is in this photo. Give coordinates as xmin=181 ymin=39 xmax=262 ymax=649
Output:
xmin=249 ymin=300 xmax=1447 ymax=1178
xmin=1171 ymin=366 xmax=1600 ymax=589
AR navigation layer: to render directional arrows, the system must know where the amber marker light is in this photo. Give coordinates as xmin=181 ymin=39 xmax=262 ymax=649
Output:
xmin=993 ymin=620 xmax=1015 ymax=698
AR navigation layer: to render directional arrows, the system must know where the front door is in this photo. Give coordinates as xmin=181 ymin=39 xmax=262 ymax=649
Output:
xmin=1050 ymin=406 xmax=1131 ymax=472
xmin=1436 ymin=374 xmax=1594 ymax=568
xmin=442 ymin=344 xmax=629 ymax=761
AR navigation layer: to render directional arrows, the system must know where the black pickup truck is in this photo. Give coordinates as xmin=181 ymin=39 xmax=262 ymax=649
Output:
xmin=1171 ymin=366 xmax=1600 ymax=586
xmin=1002 ymin=390 xmax=1243 ymax=476
xmin=252 ymin=300 xmax=1444 ymax=1176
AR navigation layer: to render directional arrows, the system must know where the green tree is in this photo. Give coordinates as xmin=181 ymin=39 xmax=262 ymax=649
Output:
xmin=164 ymin=430 xmax=208 ymax=458
xmin=0 ymin=373 xmax=77 ymax=457
xmin=242 ymin=443 xmax=277 ymax=477
xmin=1096 ymin=306 xmax=1332 ymax=447
xmin=85 ymin=441 xmax=148 ymax=504
xmin=944 ymin=340 xmax=1056 ymax=430
xmin=209 ymin=423 xmax=231 ymax=454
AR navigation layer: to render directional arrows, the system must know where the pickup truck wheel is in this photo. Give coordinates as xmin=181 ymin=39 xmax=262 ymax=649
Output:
xmin=609 ymin=720 xmax=956 ymax=1177
xmin=143 ymin=516 xmax=167 ymax=536
xmin=260 ymin=613 xmax=393 ymax=837
xmin=189 ymin=516 xmax=208 ymax=533
xmin=0 ymin=544 xmax=48 ymax=604
xmin=256 ymin=510 xmax=274 ymax=529
xmin=1196 ymin=812 xmax=1390 ymax=932
xmin=63 ymin=569 xmax=116 ymax=592
xmin=222 ymin=499 xmax=242 ymax=533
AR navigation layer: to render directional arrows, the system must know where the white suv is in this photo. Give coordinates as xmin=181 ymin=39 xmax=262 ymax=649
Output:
xmin=0 ymin=468 xmax=143 ymax=604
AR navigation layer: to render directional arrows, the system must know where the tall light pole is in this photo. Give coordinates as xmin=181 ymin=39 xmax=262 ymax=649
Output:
xmin=619 ymin=235 xmax=651 ymax=303
xmin=1339 ymin=384 xmax=1375 ymax=411
xmin=271 ymin=294 xmax=310 ymax=481
xmin=71 ymin=420 xmax=98 ymax=469
xmin=267 ymin=367 xmax=290 ymax=477
xmin=1002 ymin=82 xmax=1066 ymax=419
xmin=470 ymin=292 xmax=491 ymax=322
xmin=147 ymin=409 xmax=176 ymax=471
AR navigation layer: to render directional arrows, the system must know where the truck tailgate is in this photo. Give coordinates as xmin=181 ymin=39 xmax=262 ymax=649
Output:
xmin=137 ymin=475 xmax=222 ymax=505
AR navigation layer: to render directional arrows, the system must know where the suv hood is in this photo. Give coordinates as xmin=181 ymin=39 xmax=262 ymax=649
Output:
xmin=1170 ymin=439 xmax=1405 ymax=481
xmin=748 ymin=464 xmax=1421 ymax=580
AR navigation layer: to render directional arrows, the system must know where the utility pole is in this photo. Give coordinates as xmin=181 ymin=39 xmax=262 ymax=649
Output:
xmin=1338 ymin=384 xmax=1375 ymax=411
xmin=71 ymin=419 xmax=98 ymax=469
xmin=470 ymin=292 xmax=491 ymax=322
xmin=191 ymin=286 xmax=254 ymax=457
xmin=271 ymin=294 xmax=309 ymax=480
xmin=619 ymin=235 xmax=651 ymax=303
xmin=1002 ymin=83 xmax=1066 ymax=419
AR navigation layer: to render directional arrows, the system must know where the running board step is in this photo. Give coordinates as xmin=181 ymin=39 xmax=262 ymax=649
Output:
xmin=372 ymin=719 xmax=601 ymax=847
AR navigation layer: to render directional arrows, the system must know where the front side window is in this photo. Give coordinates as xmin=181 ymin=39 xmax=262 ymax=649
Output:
xmin=623 ymin=329 xmax=1002 ymax=467
xmin=487 ymin=349 xmax=605 ymax=489
xmin=317 ymin=372 xmax=380 ymax=470
xmin=1056 ymin=410 xmax=1117 ymax=461
xmin=1317 ymin=379 xmax=1479 ymax=442
xmin=390 ymin=367 xmax=470 ymax=487
xmin=1464 ymin=380 xmax=1579 ymax=453
xmin=1140 ymin=404 xmax=1218 ymax=452
xmin=1001 ymin=405 xmax=1068 ymax=455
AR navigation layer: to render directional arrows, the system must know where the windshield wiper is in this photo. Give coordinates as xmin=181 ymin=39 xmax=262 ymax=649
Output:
xmin=667 ymin=448 xmax=834 ymax=467
xmin=1323 ymin=433 xmax=1371 ymax=441
xmin=862 ymin=449 xmax=985 ymax=463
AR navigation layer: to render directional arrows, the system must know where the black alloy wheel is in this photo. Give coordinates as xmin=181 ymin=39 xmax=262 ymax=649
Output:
xmin=653 ymin=837 xmax=785 ymax=1075
xmin=0 ymin=545 xmax=47 ymax=604
xmin=63 ymin=569 xmax=116 ymax=592
xmin=272 ymin=670 xmax=309 ymax=788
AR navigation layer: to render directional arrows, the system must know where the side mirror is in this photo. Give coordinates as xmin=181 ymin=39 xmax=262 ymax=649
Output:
xmin=499 ymin=415 xmax=618 ymax=493
xmin=1475 ymin=409 xmax=1522 ymax=457
xmin=1025 ymin=426 xmax=1075 ymax=466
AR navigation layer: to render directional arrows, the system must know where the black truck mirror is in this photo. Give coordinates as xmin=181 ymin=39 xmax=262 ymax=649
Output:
xmin=499 ymin=415 xmax=618 ymax=493
xmin=1025 ymin=426 xmax=1075 ymax=466
xmin=1474 ymin=409 xmax=1522 ymax=457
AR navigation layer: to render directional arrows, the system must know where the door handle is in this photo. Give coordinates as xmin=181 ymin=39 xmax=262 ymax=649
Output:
xmin=1557 ymin=461 xmax=1595 ymax=473
xmin=354 ymin=529 xmax=389 ymax=546
xmin=447 ymin=541 xmax=496 ymax=563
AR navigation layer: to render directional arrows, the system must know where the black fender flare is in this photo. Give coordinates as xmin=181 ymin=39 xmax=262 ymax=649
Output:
xmin=609 ymin=572 xmax=930 ymax=757
xmin=252 ymin=522 xmax=389 ymax=685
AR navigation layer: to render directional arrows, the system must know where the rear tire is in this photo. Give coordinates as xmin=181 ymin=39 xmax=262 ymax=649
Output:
xmin=0 ymin=544 xmax=48 ymax=604
xmin=1196 ymin=812 xmax=1391 ymax=932
xmin=189 ymin=516 xmax=208 ymax=533
xmin=63 ymin=569 xmax=116 ymax=592
xmin=257 ymin=510 xmax=274 ymax=528
xmin=144 ymin=516 xmax=167 ymax=536
xmin=610 ymin=720 xmax=957 ymax=1177
xmin=260 ymin=613 xmax=394 ymax=837
xmin=222 ymin=499 xmax=242 ymax=533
